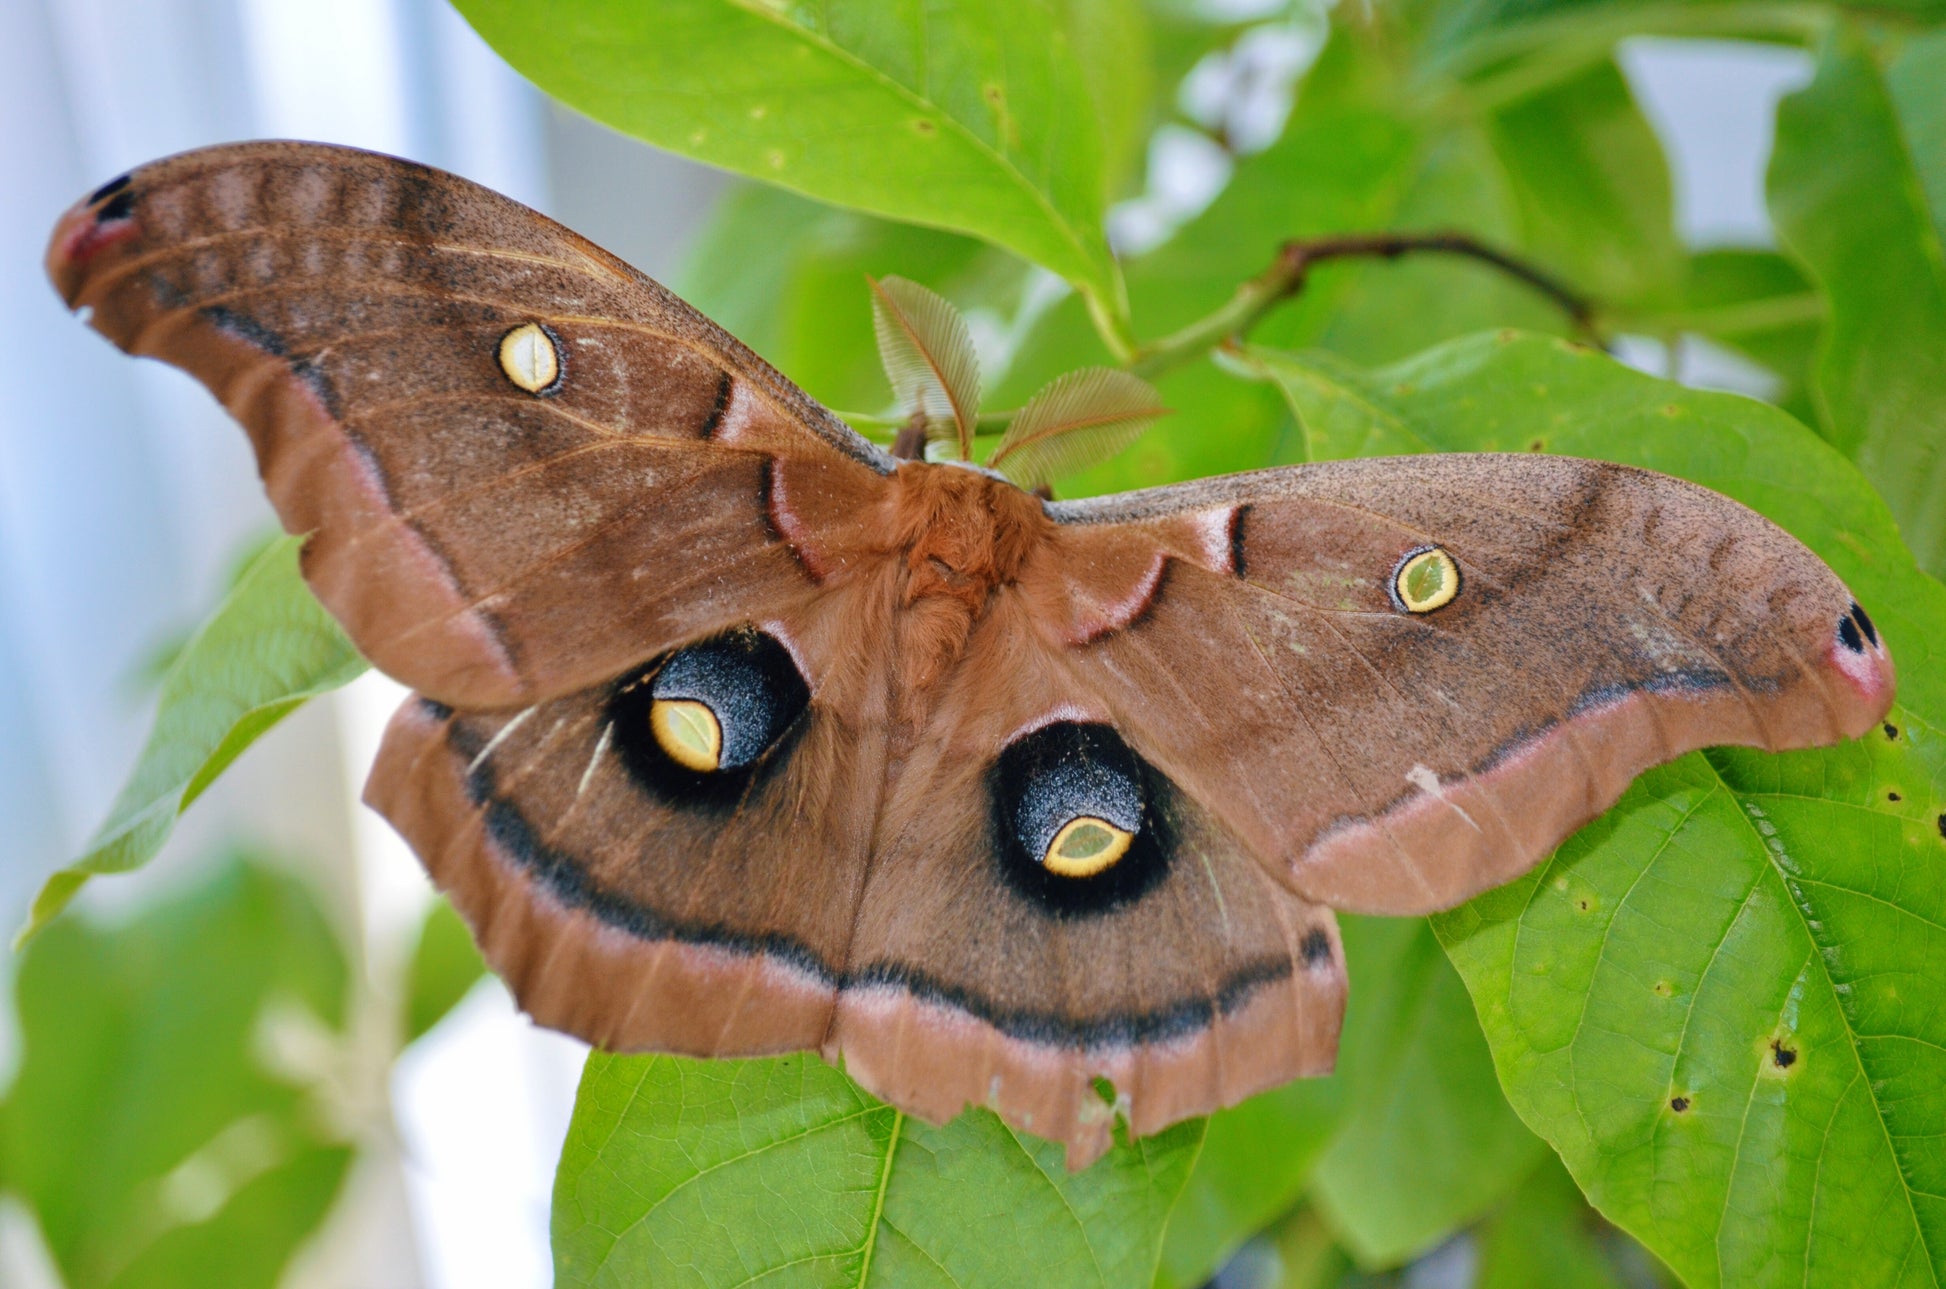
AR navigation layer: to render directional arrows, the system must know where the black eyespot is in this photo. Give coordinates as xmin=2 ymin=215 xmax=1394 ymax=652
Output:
xmin=989 ymin=722 xmax=1172 ymax=919
xmin=1838 ymin=614 xmax=1865 ymax=654
xmin=608 ymin=628 xmax=809 ymax=810
xmin=97 ymin=190 xmax=135 ymax=223
xmin=89 ymin=173 xmax=132 ymax=205
xmin=1850 ymin=602 xmax=1878 ymax=647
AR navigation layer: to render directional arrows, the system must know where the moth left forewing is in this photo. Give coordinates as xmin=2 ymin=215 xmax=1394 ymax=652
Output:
xmin=1041 ymin=454 xmax=1894 ymax=916
xmin=47 ymin=142 xmax=893 ymax=710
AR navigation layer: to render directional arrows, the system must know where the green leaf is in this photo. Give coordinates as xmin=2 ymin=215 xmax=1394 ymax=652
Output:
xmin=1483 ymin=57 xmax=1682 ymax=311
xmin=22 ymin=536 xmax=366 ymax=941
xmin=1248 ymin=331 xmax=1946 ymax=1287
xmin=451 ymin=0 xmax=1133 ymax=337
xmin=1154 ymin=1078 xmax=1345 ymax=1289
xmin=674 ymin=184 xmax=1020 ymax=419
xmin=1655 ymin=250 xmax=1823 ymax=424
xmin=403 ymin=898 xmax=489 ymax=1044
xmin=1474 ymin=1154 xmax=1638 ymax=1289
xmin=1309 ymin=918 xmax=1546 ymax=1268
xmin=1 ymin=856 xmax=352 ymax=1289
xmin=1770 ymin=28 xmax=1946 ymax=579
xmin=551 ymin=1051 xmax=1202 ymax=1287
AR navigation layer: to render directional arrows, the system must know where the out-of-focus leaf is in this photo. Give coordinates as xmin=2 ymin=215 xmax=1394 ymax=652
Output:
xmin=452 ymin=0 xmax=1133 ymax=335
xmin=22 ymin=537 xmax=366 ymax=941
xmin=871 ymin=275 xmax=983 ymax=455
xmin=1658 ymin=250 xmax=1822 ymax=422
xmin=1771 ymin=28 xmax=1946 ymax=579
xmin=990 ymin=99 xmax=1425 ymax=493
xmin=674 ymin=184 xmax=1021 ymax=418
xmin=1889 ymin=31 xmax=1946 ymax=249
xmin=1474 ymin=1154 xmax=1632 ymax=1289
xmin=1154 ymin=1077 xmax=1345 ymax=1289
xmin=551 ymin=1051 xmax=1201 ymax=1287
xmin=1309 ymin=918 xmax=1546 ymax=1268
xmin=403 ymin=898 xmax=489 ymax=1044
xmin=1 ymin=857 xmax=351 ymax=1289
xmin=1484 ymin=58 xmax=1682 ymax=311
xmin=990 ymin=368 xmax=1169 ymax=487
xmin=1248 ymin=331 xmax=1946 ymax=1287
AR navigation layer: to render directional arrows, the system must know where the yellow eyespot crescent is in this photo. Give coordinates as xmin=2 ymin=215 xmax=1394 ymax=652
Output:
xmin=1043 ymin=816 xmax=1134 ymax=878
xmin=1392 ymin=546 xmax=1460 ymax=614
xmin=497 ymin=322 xmax=560 ymax=394
xmin=651 ymin=698 xmax=722 ymax=773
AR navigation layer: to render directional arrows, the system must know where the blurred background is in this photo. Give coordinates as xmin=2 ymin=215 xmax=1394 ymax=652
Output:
xmin=0 ymin=0 xmax=1824 ymax=1284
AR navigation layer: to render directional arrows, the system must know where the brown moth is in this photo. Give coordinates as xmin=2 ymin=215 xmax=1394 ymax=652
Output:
xmin=47 ymin=142 xmax=1896 ymax=1168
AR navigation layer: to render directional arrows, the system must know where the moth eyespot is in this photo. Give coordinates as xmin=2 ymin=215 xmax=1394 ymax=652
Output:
xmin=1391 ymin=545 xmax=1460 ymax=614
xmin=991 ymin=722 xmax=1171 ymax=917
xmin=497 ymin=322 xmax=561 ymax=394
xmin=1043 ymin=816 xmax=1134 ymax=878
xmin=609 ymin=628 xmax=810 ymax=805
xmin=649 ymin=698 xmax=722 ymax=773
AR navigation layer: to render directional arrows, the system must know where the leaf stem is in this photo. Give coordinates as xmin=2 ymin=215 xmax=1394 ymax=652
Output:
xmin=1127 ymin=231 xmax=1603 ymax=381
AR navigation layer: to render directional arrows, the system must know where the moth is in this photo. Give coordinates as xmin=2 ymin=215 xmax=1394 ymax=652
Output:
xmin=47 ymin=142 xmax=1895 ymax=1167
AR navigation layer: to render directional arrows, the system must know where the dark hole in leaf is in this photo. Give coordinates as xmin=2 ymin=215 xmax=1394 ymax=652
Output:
xmin=1528 ymin=439 xmax=1545 ymax=451
xmin=1889 ymin=792 xmax=1902 ymax=802
xmin=1576 ymin=898 xmax=1591 ymax=912
xmin=1770 ymin=1038 xmax=1798 ymax=1069
xmin=1669 ymin=1096 xmax=1690 ymax=1113
xmin=1885 ymin=723 xmax=1900 ymax=740
xmin=1938 ymin=813 xmax=1945 ymax=841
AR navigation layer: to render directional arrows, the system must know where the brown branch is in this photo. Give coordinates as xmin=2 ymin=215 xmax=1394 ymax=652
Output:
xmin=1130 ymin=230 xmax=1604 ymax=381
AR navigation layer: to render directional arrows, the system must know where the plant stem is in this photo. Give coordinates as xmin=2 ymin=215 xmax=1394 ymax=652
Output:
xmin=1128 ymin=231 xmax=1603 ymax=382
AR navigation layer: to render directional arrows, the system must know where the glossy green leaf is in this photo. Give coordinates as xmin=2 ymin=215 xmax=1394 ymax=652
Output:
xmin=452 ymin=0 xmax=1133 ymax=334
xmin=22 ymin=536 xmax=366 ymax=941
xmin=551 ymin=1051 xmax=1202 ymax=1287
xmin=1309 ymin=918 xmax=1546 ymax=1268
xmin=1770 ymin=28 xmax=1946 ymax=579
xmin=403 ymin=898 xmax=490 ymax=1044
xmin=0 ymin=856 xmax=352 ymax=1289
xmin=1249 ymin=331 xmax=1946 ymax=1287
